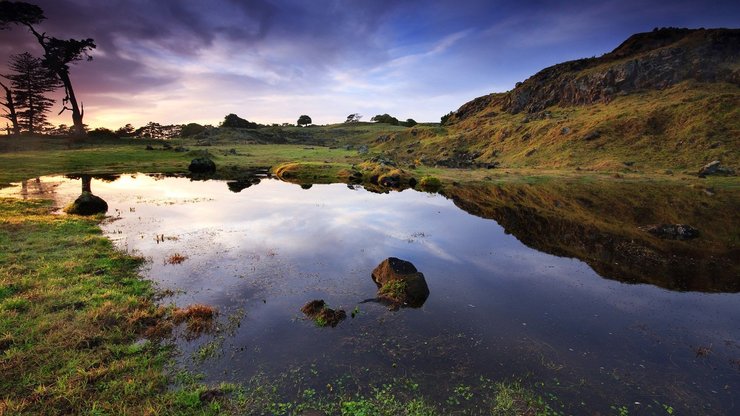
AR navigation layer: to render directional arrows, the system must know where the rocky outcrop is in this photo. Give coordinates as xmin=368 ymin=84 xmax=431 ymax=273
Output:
xmin=698 ymin=160 xmax=736 ymax=176
xmin=494 ymin=28 xmax=740 ymax=115
xmin=371 ymin=258 xmax=430 ymax=309
xmin=641 ymin=224 xmax=700 ymax=240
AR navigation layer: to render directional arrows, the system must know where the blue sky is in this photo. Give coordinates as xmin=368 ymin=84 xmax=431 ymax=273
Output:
xmin=1 ymin=0 xmax=739 ymax=128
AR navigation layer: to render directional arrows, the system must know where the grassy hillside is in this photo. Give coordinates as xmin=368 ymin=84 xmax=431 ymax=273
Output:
xmin=372 ymin=81 xmax=739 ymax=172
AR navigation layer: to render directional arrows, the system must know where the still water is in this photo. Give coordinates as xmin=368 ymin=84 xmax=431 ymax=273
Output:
xmin=4 ymin=174 xmax=739 ymax=414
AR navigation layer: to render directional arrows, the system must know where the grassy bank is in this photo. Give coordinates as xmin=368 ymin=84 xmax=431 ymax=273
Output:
xmin=0 ymin=198 xmax=170 ymax=414
xmin=0 ymin=197 xmax=561 ymax=415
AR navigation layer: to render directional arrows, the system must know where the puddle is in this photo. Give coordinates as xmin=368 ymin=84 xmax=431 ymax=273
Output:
xmin=3 ymin=173 xmax=739 ymax=414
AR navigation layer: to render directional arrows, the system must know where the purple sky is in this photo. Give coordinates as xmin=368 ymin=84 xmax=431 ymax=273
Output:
xmin=1 ymin=0 xmax=739 ymax=128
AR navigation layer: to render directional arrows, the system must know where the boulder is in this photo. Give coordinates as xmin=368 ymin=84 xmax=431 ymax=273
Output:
xmin=698 ymin=160 xmax=735 ymax=176
xmin=357 ymin=145 xmax=369 ymax=154
xmin=64 ymin=192 xmax=108 ymax=216
xmin=188 ymin=157 xmax=216 ymax=173
xmin=371 ymin=258 xmax=430 ymax=308
xmin=641 ymin=224 xmax=699 ymax=240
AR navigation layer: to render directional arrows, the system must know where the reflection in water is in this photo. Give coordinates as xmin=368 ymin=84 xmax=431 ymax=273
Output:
xmin=443 ymin=182 xmax=740 ymax=292
xmin=63 ymin=174 xmax=109 ymax=215
xmin=1 ymin=174 xmax=738 ymax=415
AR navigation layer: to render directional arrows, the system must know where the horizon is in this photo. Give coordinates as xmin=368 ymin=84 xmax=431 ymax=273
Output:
xmin=1 ymin=0 xmax=739 ymax=129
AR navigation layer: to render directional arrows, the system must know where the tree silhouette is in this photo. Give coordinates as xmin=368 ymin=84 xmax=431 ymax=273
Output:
xmin=4 ymin=52 xmax=62 ymax=134
xmin=1 ymin=1 xmax=96 ymax=137
xmin=0 ymin=80 xmax=20 ymax=135
xmin=345 ymin=113 xmax=362 ymax=123
xmin=297 ymin=115 xmax=312 ymax=127
xmin=221 ymin=113 xmax=257 ymax=129
xmin=370 ymin=113 xmax=399 ymax=125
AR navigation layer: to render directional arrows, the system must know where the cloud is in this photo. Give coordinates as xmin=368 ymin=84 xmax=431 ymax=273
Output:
xmin=1 ymin=0 xmax=738 ymax=127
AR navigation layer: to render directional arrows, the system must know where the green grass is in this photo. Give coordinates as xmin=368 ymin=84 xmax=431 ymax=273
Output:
xmin=374 ymin=81 xmax=739 ymax=172
xmin=0 ymin=197 xmax=170 ymax=414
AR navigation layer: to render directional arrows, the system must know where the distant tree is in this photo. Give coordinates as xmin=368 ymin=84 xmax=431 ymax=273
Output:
xmin=221 ymin=113 xmax=257 ymax=129
xmin=0 ymin=80 xmax=19 ymax=135
xmin=180 ymin=122 xmax=206 ymax=137
xmin=3 ymin=52 xmax=62 ymax=134
xmin=440 ymin=111 xmax=455 ymax=126
xmin=87 ymin=127 xmax=118 ymax=139
xmin=47 ymin=123 xmax=71 ymax=136
xmin=115 ymin=123 xmax=135 ymax=137
xmin=370 ymin=113 xmax=399 ymax=125
xmin=345 ymin=113 xmax=362 ymax=123
xmin=403 ymin=118 xmax=417 ymax=127
xmin=2 ymin=1 xmax=96 ymax=137
xmin=297 ymin=115 xmax=312 ymax=127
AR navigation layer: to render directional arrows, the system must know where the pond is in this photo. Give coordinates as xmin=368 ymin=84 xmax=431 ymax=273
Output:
xmin=3 ymin=174 xmax=739 ymax=414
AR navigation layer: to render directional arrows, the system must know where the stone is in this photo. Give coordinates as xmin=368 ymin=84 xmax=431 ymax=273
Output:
xmin=357 ymin=145 xmax=369 ymax=154
xmin=641 ymin=224 xmax=699 ymax=240
xmin=301 ymin=300 xmax=346 ymax=327
xmin=371 ymin=258 xmax=430 ymax=308
xmin=188 ymin=157 xmax=216 ymax=173
xmin=698 ymin=160 xmax=735 ymax=176
xmin=64 ymin=192 xmax=108 ymax=216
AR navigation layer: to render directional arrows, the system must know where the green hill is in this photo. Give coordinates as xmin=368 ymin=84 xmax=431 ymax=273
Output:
xmin=374 ymin=28 xmax=740 ymax=172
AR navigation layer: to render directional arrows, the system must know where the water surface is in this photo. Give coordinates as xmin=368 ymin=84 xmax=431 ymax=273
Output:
xmin=4 ymin=174 xmax=739 ymax=414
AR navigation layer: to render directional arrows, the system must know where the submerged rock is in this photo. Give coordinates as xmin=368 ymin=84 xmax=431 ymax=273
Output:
xmin=301 ymin=299 xmax=346 ymax=327
xmin=371 ymin=258 xmax=430 ymax=309
xmin=188 ymin=157 xmax=216 ymax=173
xmin=641 ymin=224 xmax=699 ymax=240
xmin=64 ymin=192 xmax=108 ymax=216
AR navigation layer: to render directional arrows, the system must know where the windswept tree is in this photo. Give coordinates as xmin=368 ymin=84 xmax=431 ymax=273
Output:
xmin=370 ymin=113 xmax=399 ymax=125
xmin=297 ymin=114 xmax=312 ymax=127
xmin=1 ymin=1 xmax=96 ymax=137
xmin=0 ymin=80 xmax=20 ymax=135
xmin=345 ymin=113 xmax=362 ymax=123
xmin=4 ymin=52 xmax=62 ymax=134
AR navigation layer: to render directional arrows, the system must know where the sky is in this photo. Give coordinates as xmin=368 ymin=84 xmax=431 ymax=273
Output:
xmin=1 ymin=0 xmax=739 ymax=129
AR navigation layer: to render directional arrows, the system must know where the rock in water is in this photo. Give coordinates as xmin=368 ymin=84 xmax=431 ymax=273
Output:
xmin=301 ymin=299 xmax=346 ymax=327
xmin=371 ymin=258 xmax=430 ymax=308
xmin=64 ymin=192 xmax=108 ymax=216
xmin=188 ymin=157 xmax=216 ymax=173
xmin=641 ymin=224 xmax=699 ymax=240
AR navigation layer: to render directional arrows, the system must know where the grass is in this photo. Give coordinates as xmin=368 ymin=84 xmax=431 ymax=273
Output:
xmin=0 ymin=197 xmax=170 ymax=414
xmin=374 ymin=81 xmax=739 ymax=172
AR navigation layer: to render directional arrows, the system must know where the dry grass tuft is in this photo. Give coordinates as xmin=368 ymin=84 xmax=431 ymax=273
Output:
xmin=164 ymin=253 xmax=188 ymax=265
xmin=172 ymin=304 xmax=217 ymax=338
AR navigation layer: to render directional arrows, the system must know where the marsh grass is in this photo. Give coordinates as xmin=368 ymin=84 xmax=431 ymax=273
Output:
xmin=0 ymin=197 xmax=170 ymax=414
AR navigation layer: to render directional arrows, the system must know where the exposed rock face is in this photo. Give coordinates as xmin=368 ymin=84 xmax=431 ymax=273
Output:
xmin=464 ymin=28 xmax=740 ymax=116
xmin=698 ymin=160 xmax=736 ymax=176
xmin=642 ymin=224 xmax=700 ymax=240
xmin=371 ymin=258 xmax=430 ymax=308
xmin=188 ymin=157 xmax=216 ymax=173
xmin=64 ymin=192 xmax=108 ymax=216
